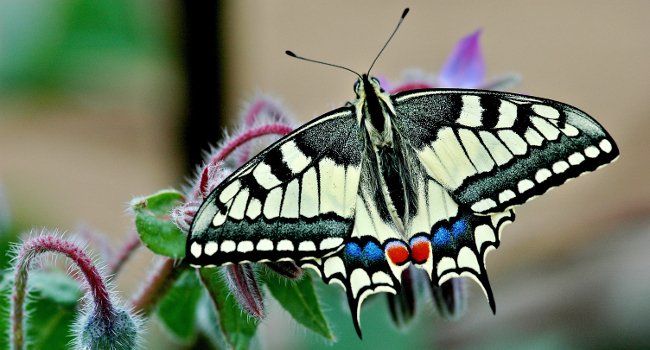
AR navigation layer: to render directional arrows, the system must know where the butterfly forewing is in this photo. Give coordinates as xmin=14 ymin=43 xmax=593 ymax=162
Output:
xmin=187 ymin=107 xmax=363 ymax=266
xmin=393 ymin=89 xmax=619 ymax=215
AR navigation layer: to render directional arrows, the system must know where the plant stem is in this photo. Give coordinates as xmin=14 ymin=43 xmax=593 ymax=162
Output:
xmin=108 ymin=232 xmax=141 ymax=276
xmin=11 ymin=234 xmax=113 ymax=350
xmin=130 ymin=258 xmax=187 ymax=316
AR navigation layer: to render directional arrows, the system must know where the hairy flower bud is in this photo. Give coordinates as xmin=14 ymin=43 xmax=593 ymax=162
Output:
xmin=76 ymin=306 xmax=140 ymax=350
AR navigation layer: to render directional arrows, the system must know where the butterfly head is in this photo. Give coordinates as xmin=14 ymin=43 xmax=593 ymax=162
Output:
xmin=354 ymin=74 xmax=395 ymax=148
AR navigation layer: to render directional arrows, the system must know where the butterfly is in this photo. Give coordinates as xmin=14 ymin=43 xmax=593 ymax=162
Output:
xmin=185 ymin=9 xmax=618 ymax=337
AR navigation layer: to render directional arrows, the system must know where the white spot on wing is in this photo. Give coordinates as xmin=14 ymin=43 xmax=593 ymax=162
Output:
xmin=531 ymin=117 xmax=560 ymax=141
xmin=228 ymin=189 xmax=249 ymax=220
xmin=524 ymin=128 xmax=545 ymax=146
xmin=479 ymin=131 xmax=512 ymax=166
xmin=212 ymin=211 xmax=227 ymax=227
xmin=458 ymin=247 xmax=481 ymax=272
xmin=204 ymin=242 xmax=218 ymax=256
xmin=474 ymin=224 xmax=496 ymax=251
xmin=535 ymin=168 xmax=552 ymax=183
xmin=324 ymin=256 xmax=346 ymax=278
xmin=277 ymin=240 xmax=294 ymax=251
xmin=221 ymin=240 xmax=236 ymax=253
xmin=343 ymin=166 xmax=361 ymax=217
xmin=298 ymin=241 xmax=316 ymax=251
xmin=219 ymin=180 xmax=241 ymax=204
xmin=281 ymin=179 xmax=300 ymax=218
xmin=584 ymin=146 xmax=600 ymax=158
xmin=457 ymin=95 xmax=483 ymax=127
xmin=495 ymin=99 xmax=517 ymax=128
xmin=246 ymin=198 xmax=262 ymax=219
xmin=371 ymin=271 xmax=393 ymax=285
xmin=436 ymin=257 xmax=457 ymax=277
xmin=350 ymin=269 xmax=371 ymax=297
xmin=518 ymin=179 xmax=535 ymax=193
xmin=497 ymin=130 xmax=528 ymax=155
xmin=299 ymin=168 xmax=319 ymax=218
xmin=458 ymin=129 xmax=495 ymax=173
xmin=560 ymin=123 xmax=579 ymax=137
xmin=263 ymin=187 xmax=283 ymax=219
xmin=237 ymin=241 xmax=254 ymax=253
xmin=430 ymin=127 xmax=477 ymax=187
xmin=319 ymin=158 xmax=347 ymax=216
xmin=253 ymin=162 xmax=281 ymax=189
xmin=320 ymin=237 xmax=344 ymax=250
xmin=552 ymin=161 xmax=570 ymax=174
xmin=532 ymin=104 xmax=560 ymax=119
xmin=190 ymin=242 xmax=202 ymax=258
xmin=568 ymin=152 xmax=585 ymax=165
xmin=599 ymin=139 xmax=613 ymax=153
xmin=256 ymin=239 xmax=273 ymax=251
xmin=498 ymin=189 xmax=516 ymax=203
xmin=471 ymin=198 xmax=496 ymax=212
xmin=281 ymin=140 xmax=311 ymax=174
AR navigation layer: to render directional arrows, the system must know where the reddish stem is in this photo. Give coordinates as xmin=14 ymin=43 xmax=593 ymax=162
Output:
xmin=130 ymin=258 xmax=185 ymax=316
xmin=108 ymin=232 xmax=141 ymax=276
xmin=11 ymin=234 xmax=113 ymax=350
xmin=243 ymin=98 xmax=287 ymax=127
xmin=215 ymin=123 xmax=293 ymax=165
xmin=197 ymin=123 xmax=293 ymax=197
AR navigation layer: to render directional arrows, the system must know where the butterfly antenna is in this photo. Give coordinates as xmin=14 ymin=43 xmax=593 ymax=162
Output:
xmin=285 ymin=50 xmax=362 ymax=80
xmin=367 ymin=8 xmax=409 ymax=74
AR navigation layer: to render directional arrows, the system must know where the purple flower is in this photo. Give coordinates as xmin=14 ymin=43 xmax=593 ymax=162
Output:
xmin=438 ymin=29 xmax=485 ymax=88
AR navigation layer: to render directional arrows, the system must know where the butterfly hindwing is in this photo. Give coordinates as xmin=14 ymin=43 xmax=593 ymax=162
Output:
xmin=187 ymin=107 xmax=363 ymax=266
xmin=393 ymin=89 xmax=619 ymax=215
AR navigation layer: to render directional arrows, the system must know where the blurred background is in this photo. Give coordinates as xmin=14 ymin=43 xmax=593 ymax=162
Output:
xmin=0 ymin=0 xmax=648 ymax=349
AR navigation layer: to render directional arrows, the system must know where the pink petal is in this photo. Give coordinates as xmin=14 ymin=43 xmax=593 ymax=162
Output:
xmin=438 ymin=29 xmax=485 ymax=88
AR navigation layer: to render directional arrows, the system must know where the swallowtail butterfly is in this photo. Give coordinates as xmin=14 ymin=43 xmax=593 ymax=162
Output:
xmin=186 ymin=8 xmax=618 ymax=337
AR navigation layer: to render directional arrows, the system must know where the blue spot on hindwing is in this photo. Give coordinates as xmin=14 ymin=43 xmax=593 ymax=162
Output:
xmin=361 ymin=241 xmax=384 ymax=266
xmin=433 ymin=227 xmax=451 ymax=247
xmin=451 ymin=219 xmax=468 ymax=238
xmin=344 ymin=242 xmax=362 ymax=263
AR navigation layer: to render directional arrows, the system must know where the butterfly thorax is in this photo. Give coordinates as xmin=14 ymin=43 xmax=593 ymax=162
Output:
xmin=355 ymin=75 xmax=418 ymax=233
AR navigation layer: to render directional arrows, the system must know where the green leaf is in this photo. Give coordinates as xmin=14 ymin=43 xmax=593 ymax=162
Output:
xmin=263 ymin=270 xmax=334 ymax=340
xmin=132 ymin=190 xmax=186 ymax=258
xmin=0 ymin=272 xmax=12 ymax=350
xmin=156 ymin=270 xmax=203 ymax=341
xmin=199 ymin=268 xmax=258 ymax=350
xmin=26 ymin=270 xmax=82 ymax=350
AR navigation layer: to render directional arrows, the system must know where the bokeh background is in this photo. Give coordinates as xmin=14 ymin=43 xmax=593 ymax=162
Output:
xmin=1 ymin=1 xmax=648 ymax=349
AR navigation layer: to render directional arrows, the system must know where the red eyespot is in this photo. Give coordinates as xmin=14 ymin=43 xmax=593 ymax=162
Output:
xmin=410 ymin=239 xmax=430 ymax=264
xmin=385 ymin=242 xmax=409 ymax=265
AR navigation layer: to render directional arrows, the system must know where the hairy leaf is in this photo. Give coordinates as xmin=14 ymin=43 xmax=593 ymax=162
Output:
xmin=132 ymin=190 xmax=186 ymax=258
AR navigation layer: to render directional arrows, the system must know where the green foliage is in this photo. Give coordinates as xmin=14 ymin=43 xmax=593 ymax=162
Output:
xmin=199 ymin=268 xmax=259 ymax=350
xmin=0 ymin=0 xmax=166 ymax=92
xmin=132 ymin=190 xmax=187 ymax=258
xmin=263 ymin=270 xmax=334 ymax=340
xmin=26 ymin=270 xmax=81 ymax=350
xmin=156 ymin=270 xmax=203 ymax=342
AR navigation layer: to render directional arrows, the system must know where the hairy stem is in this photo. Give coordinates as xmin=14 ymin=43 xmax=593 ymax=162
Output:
xmin=11 ymin=234 xmax=113 ymax=350
xmin=108 ymin=232 xmax=141 ymax=276
xmin=130 ymin=258 xmax=187 ymax=316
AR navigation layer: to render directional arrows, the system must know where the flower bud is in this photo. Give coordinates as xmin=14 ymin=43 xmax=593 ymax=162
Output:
xmin=76 ymin=306 xmax=140 ymax=350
